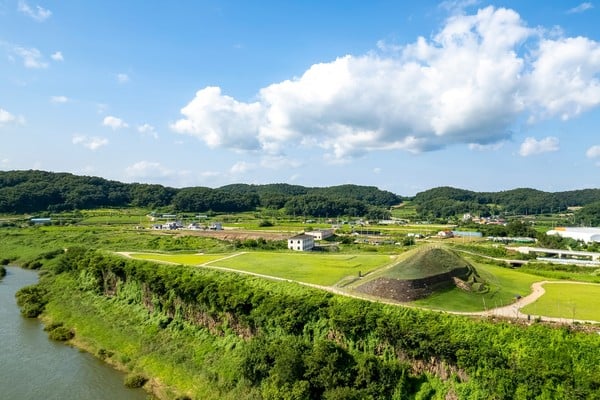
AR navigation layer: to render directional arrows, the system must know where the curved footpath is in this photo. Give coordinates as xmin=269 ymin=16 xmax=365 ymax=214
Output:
xmin=115 ymin=252 xmax=600 ymax=325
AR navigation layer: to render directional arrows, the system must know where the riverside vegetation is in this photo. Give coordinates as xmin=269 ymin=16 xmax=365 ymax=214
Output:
xmin=14 ymin=247 xmax=600 ymax=399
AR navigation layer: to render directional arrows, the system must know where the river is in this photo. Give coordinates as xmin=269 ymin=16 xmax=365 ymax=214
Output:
xmin=0 ymin=267 xmax=148 ymax=400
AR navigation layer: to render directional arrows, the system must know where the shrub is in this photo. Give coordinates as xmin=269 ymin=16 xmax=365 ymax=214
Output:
xmin=124 ymin=373 xmax=148 ymax=388
xmin=258 ymin=220 xmax=274 ymax=227
xmin=0 ymin=266 xmax=5 ymax=278
xmin=48 ymin=326 xmax=75 ymax=341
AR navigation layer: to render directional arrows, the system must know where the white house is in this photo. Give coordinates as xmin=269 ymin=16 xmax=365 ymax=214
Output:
xmin=288 ymin=234 xmax=315 ymax=251
xmin=305 ymin=229 xmax=334 ymax=240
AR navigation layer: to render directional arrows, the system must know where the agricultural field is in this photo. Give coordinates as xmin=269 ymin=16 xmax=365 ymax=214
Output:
xmin=521 ymin=283 xmax=600 ymax=322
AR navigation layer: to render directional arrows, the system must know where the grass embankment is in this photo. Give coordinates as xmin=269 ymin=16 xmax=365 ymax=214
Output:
xmin=411 ymin=262 xmax=543 ymax=312
xmin=130 ymin=252 xmax=228 ymax=265
xmin=521 ymin=283 xmax=600 ymax=321
xmin=44 ymin=274 xmax=250 ymax=400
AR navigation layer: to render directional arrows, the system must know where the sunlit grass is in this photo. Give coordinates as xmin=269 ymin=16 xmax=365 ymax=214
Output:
xmin=411 ymin=262 xmax=543 ymax=312
xmin=129 ymin=253 xmax=229 ymax=265
xmin=521 ymin=283 xmax=600 ymax=321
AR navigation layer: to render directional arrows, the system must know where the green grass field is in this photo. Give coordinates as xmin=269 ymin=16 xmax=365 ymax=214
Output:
xmin=129 ymin=251 xmax=395 ymax=286
xmin=211 ymin=252 xmax=396 ymax=286
xmin=521 ymin=283 xmax=600 ymax=322
xmin=411 ymin=262 xmax=543 ymax=312
xmin=129 ymin=252 xmax=230 ymax=265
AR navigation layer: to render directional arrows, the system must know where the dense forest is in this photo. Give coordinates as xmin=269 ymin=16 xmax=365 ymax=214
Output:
xmin=17 ymin=249 xmax=600 ymax=399
xmin=413 ymin=186 xmax=600 ymax=219
xmin=0 ymin=170 xmax=399 ymax=217
xmin=1 ymin=170 xmax=599 ymax=221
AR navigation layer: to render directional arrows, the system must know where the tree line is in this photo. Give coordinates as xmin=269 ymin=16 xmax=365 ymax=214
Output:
xmin=0 ymin=170 xmax=401 ymax=216
xmin=413 ymin=186 xmax=600 ymax=219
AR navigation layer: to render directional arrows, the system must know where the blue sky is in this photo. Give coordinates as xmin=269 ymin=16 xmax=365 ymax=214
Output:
xmin=1 ymin=0 xmax=599 ymax=195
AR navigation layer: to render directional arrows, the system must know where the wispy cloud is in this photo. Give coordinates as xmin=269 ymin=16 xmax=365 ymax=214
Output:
xmin=12 ymin=45 xmax=47 ymax=68
xmin=103 ymin=116 xmax=128 ymax=130
xmin=567 ymin=2 xmax=593 ymax=14
xmin=72 ymin=135 xmax=108 ymax=151
xmin=519 ymin=137 xmax=559 ymax=156
xmin=116 ymin=73 xmax=130 ymax=84
xmin=586 ymin=145 xmax=600 ymax=166
xmin=137 ymin=123 xmax=158 ymax=139
xmin=50 ymin=96 xmax=69 ymax=104
xmin=17 ymin=0 xmax=51 ymax=21
xmin=51 ymin=51 xmax=63 ymax=61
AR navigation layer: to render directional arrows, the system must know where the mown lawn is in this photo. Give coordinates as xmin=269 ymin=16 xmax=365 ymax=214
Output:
xmin=521 ymin=283 xmax=600 ymax=322
xmin=412 ymin=262 xmax=543 ymax=312
xmin=129 ymin=253 xmax=231 ymax=265
xmin=210 ymin=252 xmax=396 ymax=286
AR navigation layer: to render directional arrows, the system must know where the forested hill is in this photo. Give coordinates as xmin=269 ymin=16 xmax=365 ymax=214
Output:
xmin=0 ymin=170 xmax=401 ymax=215
xmin=413 ymin=186 xmax=600 ymax=218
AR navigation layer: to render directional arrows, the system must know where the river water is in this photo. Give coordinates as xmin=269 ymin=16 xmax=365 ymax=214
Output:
xmin=0 ymin=267 xmax=148 ymax=400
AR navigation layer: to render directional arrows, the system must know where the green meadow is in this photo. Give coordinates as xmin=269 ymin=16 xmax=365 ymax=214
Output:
xmin=129 ymin=252 xmax=229 ymax=265
xmin=521 ymin=283 xmax=600 ymax=321
xmin=132 ymin=251 xmax=396 ymax=286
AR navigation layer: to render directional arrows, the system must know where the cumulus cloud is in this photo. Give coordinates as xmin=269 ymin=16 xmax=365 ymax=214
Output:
xmin=0 ymin=108 xmax=25 ymax=126
xmin=18 ymin=0 xmax=51 ymax=21
xmin=51 ymin=51 xmax=63 ymax=61
xmin=116 ymin=73 xmax=130 ymax=84
xmin=137 ymin=123 xmax=158 ymax=139
xmin=0 ymin=108 xmax=16 ymax=124
xmin=72 ymin=135 xmax=108 ymax=151
xmin=519 ymin=137 xmax=559 ymax=156
xmin=171 ymin=6 xmax=600 ymax=161
xmin=50 ymin=96 xmax=68 ymax=104
xmin=567 ymin=2 xmax=593 ymax=14
xmin=586 ymin=145 xmax=600 ymax=159
xmin=103 ymin=116 xmax=128 ymax=130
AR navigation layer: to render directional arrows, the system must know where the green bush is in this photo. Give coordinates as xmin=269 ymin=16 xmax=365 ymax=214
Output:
xmin=15 ymin=284 xmax=48 ymax=318
xmin=0 ymin=265 xmax=5 ymax=279
xmin=124 ymin=373 xmax=148 ymax=388
xmin=48 ymin=326 xmax=74 ymax=341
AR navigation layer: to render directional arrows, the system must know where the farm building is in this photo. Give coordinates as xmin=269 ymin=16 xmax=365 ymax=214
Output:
xmin=546 ymin=227 xmax=600 ymax=243
xmin=288 ymin=234 xmax=315 ymax=251
xmin=305 ymin=229 xmax=334 ymax=240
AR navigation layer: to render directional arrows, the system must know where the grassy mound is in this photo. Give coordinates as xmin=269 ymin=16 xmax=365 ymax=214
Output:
xmin=355 ymin=246 xmax=486 ymax=301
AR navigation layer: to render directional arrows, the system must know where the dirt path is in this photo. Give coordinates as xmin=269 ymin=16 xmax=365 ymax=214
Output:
xmin=114 ymin=252 xmax=600 ymax=325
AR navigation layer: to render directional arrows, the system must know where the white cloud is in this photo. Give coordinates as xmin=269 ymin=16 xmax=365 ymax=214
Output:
xmin=259 ymin=155 xmax=302 ymax=169
xmin=519 ymin=137 xmax=559 ymax=156
xmin=124 ymin=161 xmax=194 ymax=184
xmin=117 ymin=73 xmax=130 ymax=84
xmin=171 ymin=6 xmax=600 ymax=161
xmin=51 ymin=51 xmax=63 ymax=61
xmin=72 ymin=135 xmax=108 ymax=151
xmin=1 ymin=158 xmax=9 ymax=166
xmin=468 ymin=142 xmax=505 ymax=151
xmin=373 ymin=167 xmax=382 ymax=174
xmin=50 ymin=96 xmax=68 ymax=104
xmin=586 ymin=145 xmax=600 ymax=159
xmin=230 ymin=161 xmax=256 ymax=175
xmin=0 ymin=108 xmax=25 ymax=126
xmin=137 ymin=123 xmax=158 ymax=139
xmin=567 ymin=2 xmax=593 ymax=14
xmin=0 ymin=108 xmax=16 ymax=124
xmin=12 ymin=46 xmax=47 ymax=68
xmin=18 ymin=0 xmax=51 ymax=21
xmin=103 ymin=116 xmax=128 ymax=130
